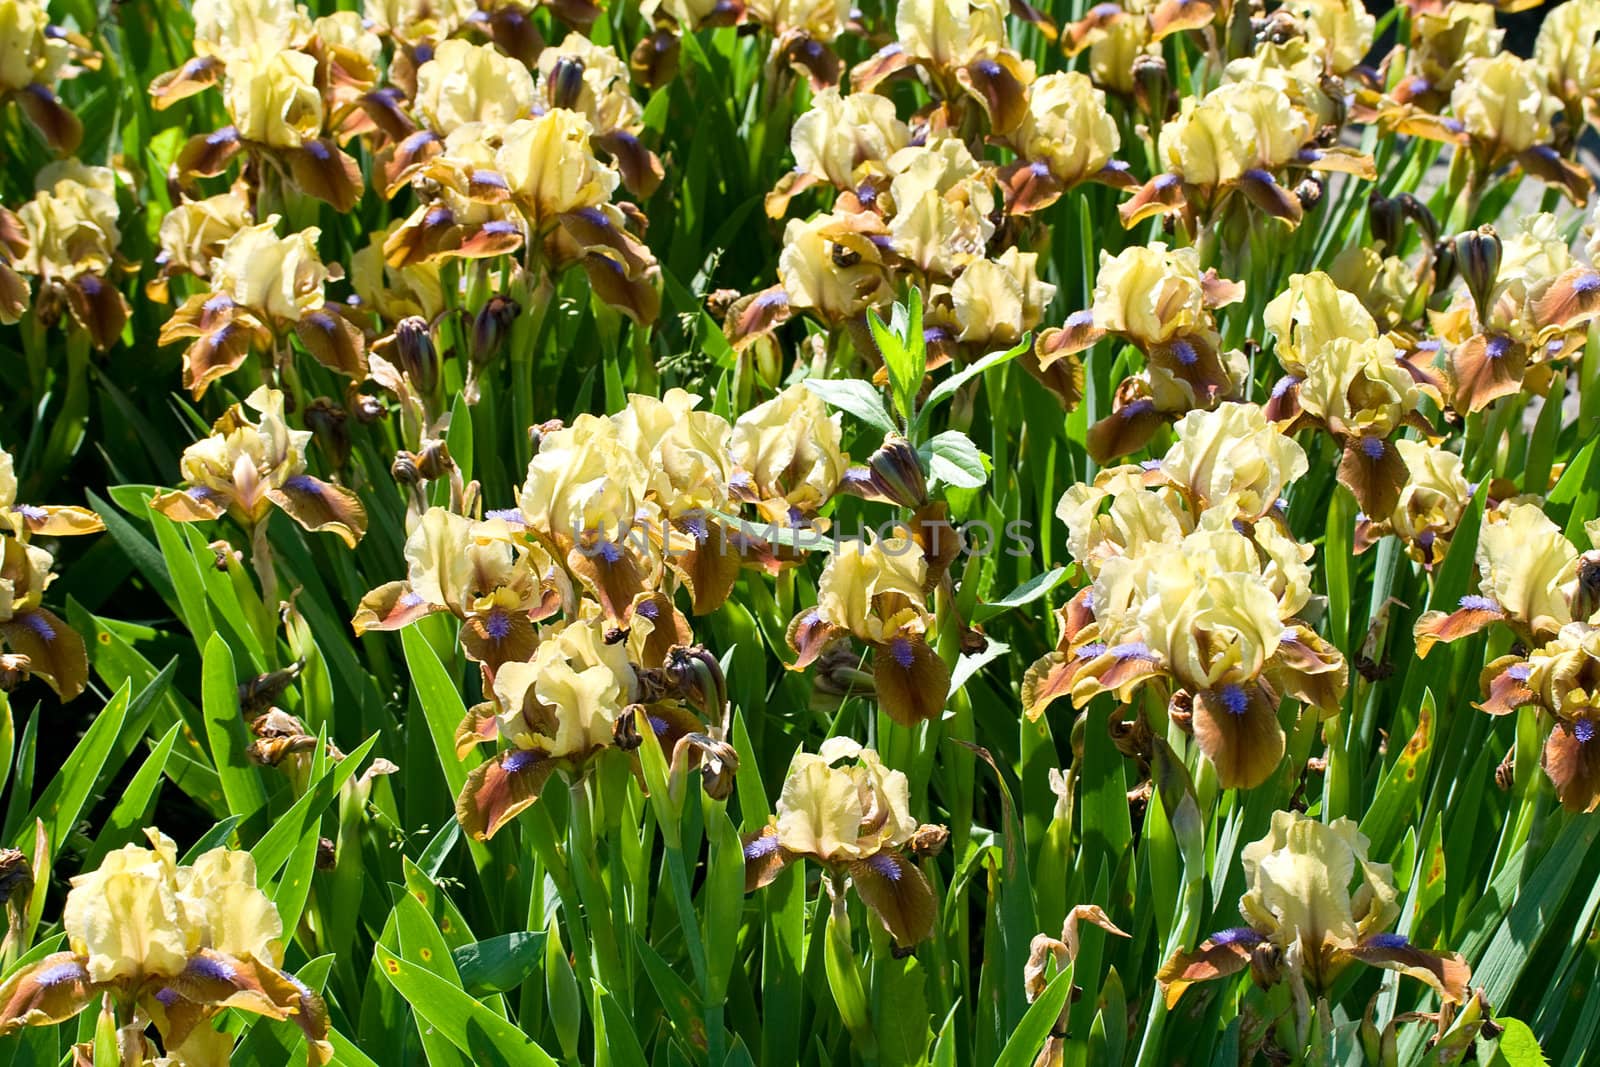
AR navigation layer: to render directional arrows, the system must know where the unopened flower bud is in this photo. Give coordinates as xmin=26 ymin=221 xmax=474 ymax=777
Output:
xmin=612 ymin=705 xmax=642 ymax=750
xmin=1395 ymin=194 xmax=1438 ymax=245
xmin=867 ymin=434 xmax=928 ymax=508
xmin=548 ymin=56 xmax=586 ymax=111
xmin=1368 ymin=193 xmax=1402 ymax=251
xmin=1575 ymin=551 xmax=1600 ymax=623
xmin=392 ymin=451 xmax=422 ymax=485
xmin=1132 ymin=53 xmax=1169 ymax=118
xmin=303 ymin=397 xmax=350 ymax=471
xmin=471 ymin=295 xmax=520 ymax=368
xmin=1453 ymin=225 xmax=1501 ymax=326
xmin=1432 ymin=240 xmax=1458 ymax=294
xmin=394 ymin=316 xmax=439 ymax=396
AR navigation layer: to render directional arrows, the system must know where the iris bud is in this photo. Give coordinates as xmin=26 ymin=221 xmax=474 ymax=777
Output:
xmin=471 ymin=294 xmax=520 ymax=368
xmin=394 ymin=316 xmax=439 ymax=396
xmin=867 ymin=434 xmax=928 ymax=508
xmin=1453 ymin=225 xmax=1502 ymax=326
xmin=548 ymin=56 xmax=586 ymax=112
xmin=1132 ymin=53 xmax=1168 ymax=118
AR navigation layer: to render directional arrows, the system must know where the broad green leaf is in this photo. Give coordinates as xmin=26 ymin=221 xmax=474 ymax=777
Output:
xmin=201 ymin=633 xmax=268 ymax=822
xmin=13 ymin=680 xmax=128 ymax=851
xmin=252 ymin=733 xmax=381 ymax=880
xmin=924 ymin=431 xmax=990 ymax=490
xmin=453 ymin=931 xmax=547 ymax=995
xmin=994 ymin=965 xmax=1073 ymax=1067
xmin=802 ymin=378 xmax=897 ymax=437
xmin=972 ymin=567 xmax=1068 ymax=623
xmin=376 ymin=945 xmax=558 ymax=1066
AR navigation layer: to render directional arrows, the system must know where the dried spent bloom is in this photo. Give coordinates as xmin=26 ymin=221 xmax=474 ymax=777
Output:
xmin=150 ymin=386 xmax=367 ymax=546
xmin=0 ymin=829 xmax=331 ymax=1064
xmin=1160 ymin=811 xmax=1469 ymax=1006
xmin=743 ymin=737 xmax=942 ymax=944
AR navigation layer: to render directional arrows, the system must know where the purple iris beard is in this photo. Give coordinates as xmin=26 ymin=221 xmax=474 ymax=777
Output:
xmin=888 ymin=637 xmax=916 ymax=668
xmin=1218 ymin=684 xmax=1250 ymax=717
xmin=184 ymin=954 xmax=237 ymax=983
xmin=743 ymin=834 xmax=780 ymax=861
xmin=283 ymin=474 xmax=318 ymax=493
xmin=1576 ymin=719 xmax=1596 ymax=745
xmin=34 ymin=960 xmax=88 ymax=987
xmin=21 ymin=612 xmax=55 ymax=641
xmin=1458 ymin=595 xmax=1499 ymax=612
xmin=1365 ymin=932 xmax=1409 ymax=949
xmin=483 ymin=608 xmax=512 ymax=641
xmin=503 ymin=749 xmax=541 ymax=774
xmin=1209 ymin=927 xmax=1262 ymax=946
xmin=865 ymin=852 xmax=903 ymax=882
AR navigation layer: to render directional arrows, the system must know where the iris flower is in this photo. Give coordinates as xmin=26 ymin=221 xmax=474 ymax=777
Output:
xmin=1025 ymin=406 xmax=1344 ymax=789
xmin=1476 ymin=621 xmax=1600 ymax=811
xmin=0 ymin=830 xmax=331 ymax=1064
xmin=13 ymin=160 xmax=129 ymax=349
xmin=160 ymin=217 xmax=365 ymax=398
xmin=150 ymin=387 xmax=368 ymax=549
xmin=743 ymin=737 xmax=944 ymax=944
xmin=1160 ymin=811 xmax=1469 ymax=1010
xmin=1035 ymin=243 xmax=1247 ymax=460
xmin=788 ymin=535 xmax=951 ymax=727
xmin=1415 ymin=501 xmax=1600 ymax=655
xmin=353 ymin=507 xmax=571 ymax=672
xmin=0 ymin=446 xmax=101 ymax=699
